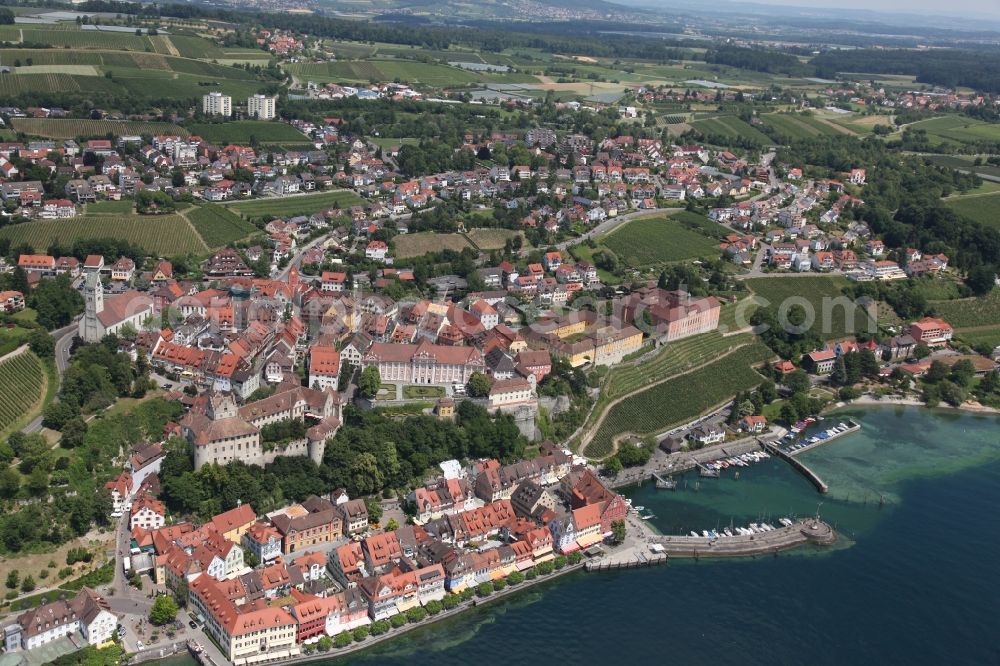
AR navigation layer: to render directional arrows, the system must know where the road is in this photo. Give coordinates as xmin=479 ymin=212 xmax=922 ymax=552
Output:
xmin=553 ymin=207 xmax=678 ymax=252
xmin=24 ymin=321 xmax=79 ymax=434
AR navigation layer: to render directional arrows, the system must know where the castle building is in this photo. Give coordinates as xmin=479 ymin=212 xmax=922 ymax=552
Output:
xmin=180 ymin=385 xmax=341 ymax=469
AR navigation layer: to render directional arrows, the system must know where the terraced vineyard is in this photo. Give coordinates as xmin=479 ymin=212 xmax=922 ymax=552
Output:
xmin=690 ymin=116 xmax=772 ymax=144
xmin=603 ymin=331 xmax=748 ymax=401
xmin=187 ymin=205 xmax=260 ymax=248
xmin=224 ymin=189 xmax=364 ymax=218
xmin=0 ymin=352 xmax=44 ymax=435
xmin=584 ymin=342 xmax=773 ymax=458
xmin=601 ymin=213 xmax=724 ymax=266
xmin=930 ymin=291 xmax=1000 ymax=329
xmin=0 ymin=215 xmax=207 ymax=256
xmin=12 ymin=118 xmax=189 ymax=139
xmin=760 ymin=113 xmax=845 ymax=140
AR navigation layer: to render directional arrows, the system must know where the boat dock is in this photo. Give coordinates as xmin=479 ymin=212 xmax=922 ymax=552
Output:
xmin=784 ymin=419 xmax=861 ymax=457
xmin=650 ymin=471 xmax=677 ymax=489
xmin=762 ymin=440 xmax=828 ymax=493
xmin=649 ymin=519 xmax=836 ymax=558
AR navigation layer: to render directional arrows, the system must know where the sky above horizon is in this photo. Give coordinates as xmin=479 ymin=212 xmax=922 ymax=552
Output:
xmin=733 ymin=0 xmax=998 ymax=17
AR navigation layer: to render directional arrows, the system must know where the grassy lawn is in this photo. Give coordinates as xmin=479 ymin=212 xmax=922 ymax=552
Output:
xmin=85 ymin=200 xmax=134 ymax=215
xmin=745 ymin=276 xmax=875 ymax=340
xmin=600 ymin=211 xmax=724 ymax=266
xmin=403 ymin=385 xmax=446 ymax=399
xmin=224 ymin=189 xmax=364 ymax=218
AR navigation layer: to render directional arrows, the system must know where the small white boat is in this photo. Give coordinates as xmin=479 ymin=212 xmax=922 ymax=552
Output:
xmin=690 ymin=531 xmax=699 ymax=537
xmin=634 ymin=505 xmax=645 ymax=512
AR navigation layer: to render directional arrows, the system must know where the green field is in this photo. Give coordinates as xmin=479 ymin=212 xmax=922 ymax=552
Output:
xmin=187 ymin=121 xmax=309 ymax=145
xmin=930 ymin=290 xmax=1000 ymax=329
xmin=745 ymin=276 xmax=875 ymax=340
xmin=760 ymin=112 xmax=846 ymax=140
xmin=0 ymin=352 xmax=44 ymax=436
xmin=945 ymin=192 xmax=1000 ymax=230
xmin=224 ymin=189 xmax=364 ymax=218
xmin=601 ymin=212 xmax=725 ymax=266
xmin=585 ymin=342 xmax=773 ymax=458
xmin=0 ymin=215 xmax=207 ymax=256
xmin=12 ymin=118 xmax=190 ymax=139
xmin=85 ymin=200 xmax=134 ymax=215
xmin=924 ymin=154 xmax=1000 ymax=179
xmin=187 ymin=204 xmax=260 ymax=248
xmin=908 ymin=116 xmax=1000 ymax=145
xmin=603 ymin=331 xmax=748 ymax=401
xmin=690 ymin=116 xmax=772 ymax=144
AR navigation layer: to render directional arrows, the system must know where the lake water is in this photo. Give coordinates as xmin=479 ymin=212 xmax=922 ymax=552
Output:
xmin=162 ymin=406 xmax=1000 ymax=665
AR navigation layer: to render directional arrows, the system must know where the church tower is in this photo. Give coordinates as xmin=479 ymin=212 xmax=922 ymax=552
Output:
xmin=81 ymin=271 xmax=104 ymax=343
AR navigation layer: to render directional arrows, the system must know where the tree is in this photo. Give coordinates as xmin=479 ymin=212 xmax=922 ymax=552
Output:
xmin=784 ymin=369 xmax=811 ymax=394
xmin=611 ymin=519 xmax=626 ymax=544
xmin=0 ymin=468 xmax=19 ymax=498
xmin=352 ymin=626 xmax=369 ymax=642
xmin=925 ymin=360 xmax=949 ymax=383
xmin=149 ymin=594 xmax=178 ymax=626
xmin=358 ymin=366 xmax=381 ymax=399
xmin=949 ymin=359 xmax=976 ymax=388
xmin=28 ymin=330 xmax=54 ymax=358
xmin=5 ymin=570 xmax=19 ymax=590
xmin=334 ymin=631 xmax=352 ymax=648
xmin=553 ymin=555 xmax=568 ymax=569
xmin=369 ymin=620 xmax=390 ymax=635
xmin=60 ymin=418 xmax=88 ymax=449
xmin=466 ymin=371 xmax=492 ymax=398
xmin=830 ymin=356 xmax=848 ymax=386
xmin=913 ymin=344 xmax=932 ymax=360
xmin=506 ymin=571 xmax=524 ymax=585
xmin=365 ymin=497 xmax=383 ymax=524
xmin=385 ymin=518 xmax=399 ymax=531
xmin=938 ymin=380 xmax=966 ymax=407
xmin=20 ymin=575 xmax=35 ymax=592
xmin=476 ymin=582 xmax=492 ymax=597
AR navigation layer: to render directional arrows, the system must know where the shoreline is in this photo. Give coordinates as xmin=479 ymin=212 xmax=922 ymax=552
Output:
xmin=833 ymin=394 xmax=1000 ymax=416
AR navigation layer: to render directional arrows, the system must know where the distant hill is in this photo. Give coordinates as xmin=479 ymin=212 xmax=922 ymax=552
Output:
xmin=323 ymin=0 xmax=638 ymax=21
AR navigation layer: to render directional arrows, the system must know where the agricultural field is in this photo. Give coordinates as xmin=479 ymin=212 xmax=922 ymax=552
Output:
xmin=930 ymin=291 xmax=1000 ymax=329
xmin=12 ymin=118 xmax=189 ymax=139
xmin=395 ymin=232 xmax=472 ymax=258
xmin=187 ymin=121 xmax=309 ymax=145
xmin=601 ymin=212 xmax=726 ymax=266
xmin=0 ymin=352 xmax=45 ymax=436
xmin=584 ymin=342 xmax=773 ymax=458
xmin=0 ymin=215 xmax=207 ymax=256
xmin=602 ymin=331 xmax=749 ymax=402
xmin=945 ymin=192 xmax=1000 ymax=230
xmin=224 ymin=189 xmax=364 ymax=219
xmin=7 ymin=25 xmax=153 ymax=50
xmin=759 ymin=112 xmax=848 ymax=139
xmin=187 ymin=204 xmax=260 ymax=248
xmin=924 ymin=155 xmax=1000 ymax=180
xmin=690 ymin=116 xmax=772 ymax=144
xmin=908 ymin=116 xmax=1000 ymax=145
xmin=745 ymin=276 xmax=875 ymax=341
xmin=464 ymin=228 xmax=523 ymax=251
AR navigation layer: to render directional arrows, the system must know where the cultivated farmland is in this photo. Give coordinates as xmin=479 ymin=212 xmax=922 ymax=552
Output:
xmin=12 ymin=118 xmax=190 ymax=139
xmin=745 ymin=276 xmax=875 ymax=340
xmin=930 ymin=291 xmax=1000 ymax=329
xmin=224 ymin=190 xmax=364 ymax=219
xmin=0 ymin=352 xmax=45 ymax=435
xmin=601 ymin=212 xmax=725 ymax=266
xmin=187 ymin=205 xmax=260 ymax=248
xmin=945 ymin=192 xmax=1000 ymax=231
xmin=0 ymin=215 xmax=207 ymax=256
xmin=690 ymin=116 xmax=772 ymax=144
xmin=584 ymin=342 xmax=773 ymax=458
xmin=760 ymin=112 xmax=845 ymax=139
xmin=464 ymin=228 xmax=523 ymax=251
xmin=395 ymin=232 xmax=472 ymax=258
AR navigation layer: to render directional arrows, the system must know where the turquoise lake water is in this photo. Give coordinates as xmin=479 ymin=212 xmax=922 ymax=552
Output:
xmin=162 ymin=405 xmax=1000 ymax=665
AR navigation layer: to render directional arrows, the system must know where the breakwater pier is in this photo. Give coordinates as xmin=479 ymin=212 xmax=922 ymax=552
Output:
xmin=762 ymin=441 xmax=829 ymax=493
